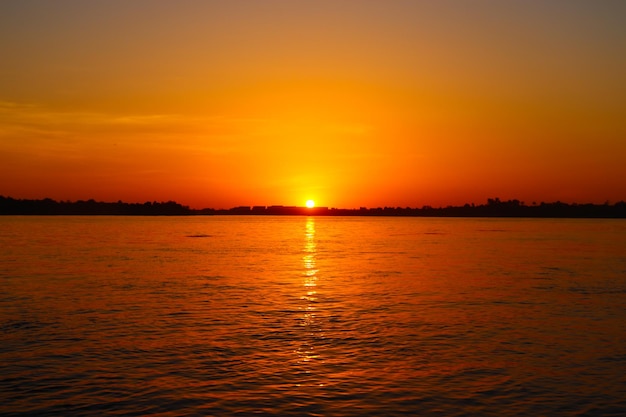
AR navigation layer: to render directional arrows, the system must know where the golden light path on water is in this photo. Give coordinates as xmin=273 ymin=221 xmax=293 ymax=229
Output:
xmin=296 ymin=217 xmax=321 ymax=378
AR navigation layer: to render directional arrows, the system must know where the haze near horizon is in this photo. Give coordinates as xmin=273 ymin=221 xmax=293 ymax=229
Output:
xmin=1 ymin=0 xmax=625 ymax=209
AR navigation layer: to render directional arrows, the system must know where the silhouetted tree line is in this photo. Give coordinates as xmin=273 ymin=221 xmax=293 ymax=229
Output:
xmin=222 ymin=199 xmax=624 ymax=218
xmin=1 ymin=196 xmax=625 ymax=218
xmin=0 ymin=196 xmax=191 ymax=215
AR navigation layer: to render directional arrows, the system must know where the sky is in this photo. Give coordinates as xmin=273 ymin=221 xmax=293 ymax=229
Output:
xmin=1 ymin=0 xmax=625 ymax=209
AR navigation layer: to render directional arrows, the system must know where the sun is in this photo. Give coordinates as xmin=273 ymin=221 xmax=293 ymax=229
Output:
xmin=305 ymin=199 xmax=315 ymax=208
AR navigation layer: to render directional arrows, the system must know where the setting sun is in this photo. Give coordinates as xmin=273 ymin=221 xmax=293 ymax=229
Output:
xmin=305 ymin=200 xmax=315 ymax=208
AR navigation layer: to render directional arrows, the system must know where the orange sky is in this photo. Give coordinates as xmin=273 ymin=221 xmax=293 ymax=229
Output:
xmin=1 ymin=1 xmax=625 ymax=209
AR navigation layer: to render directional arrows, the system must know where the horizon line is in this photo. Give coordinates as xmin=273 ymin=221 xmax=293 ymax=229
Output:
xmin=2 ymin=195 xmax=626 ymax=211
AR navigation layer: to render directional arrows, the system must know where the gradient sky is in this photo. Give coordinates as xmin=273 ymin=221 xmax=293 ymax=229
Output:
xmin=1 ymin=0 xmax=625 ymax=209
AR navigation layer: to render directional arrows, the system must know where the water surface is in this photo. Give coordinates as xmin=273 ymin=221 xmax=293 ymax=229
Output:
xmin=1 ymin=216 xmax=625 ymax=416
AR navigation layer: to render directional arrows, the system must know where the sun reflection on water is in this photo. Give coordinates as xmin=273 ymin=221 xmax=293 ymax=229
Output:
xmin=295 ymin=217 xmax=322 ymax=372
xmin=303 ymin=217 xmax=318 ymax=288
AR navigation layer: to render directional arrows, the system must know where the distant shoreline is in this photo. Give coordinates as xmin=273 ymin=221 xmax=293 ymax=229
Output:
xmin=2 ymin=196 xmax=625 ymax=218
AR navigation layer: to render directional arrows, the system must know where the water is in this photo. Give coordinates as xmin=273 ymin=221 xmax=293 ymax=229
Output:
xmin=1 ymin=216 xmax=625 ymax=416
